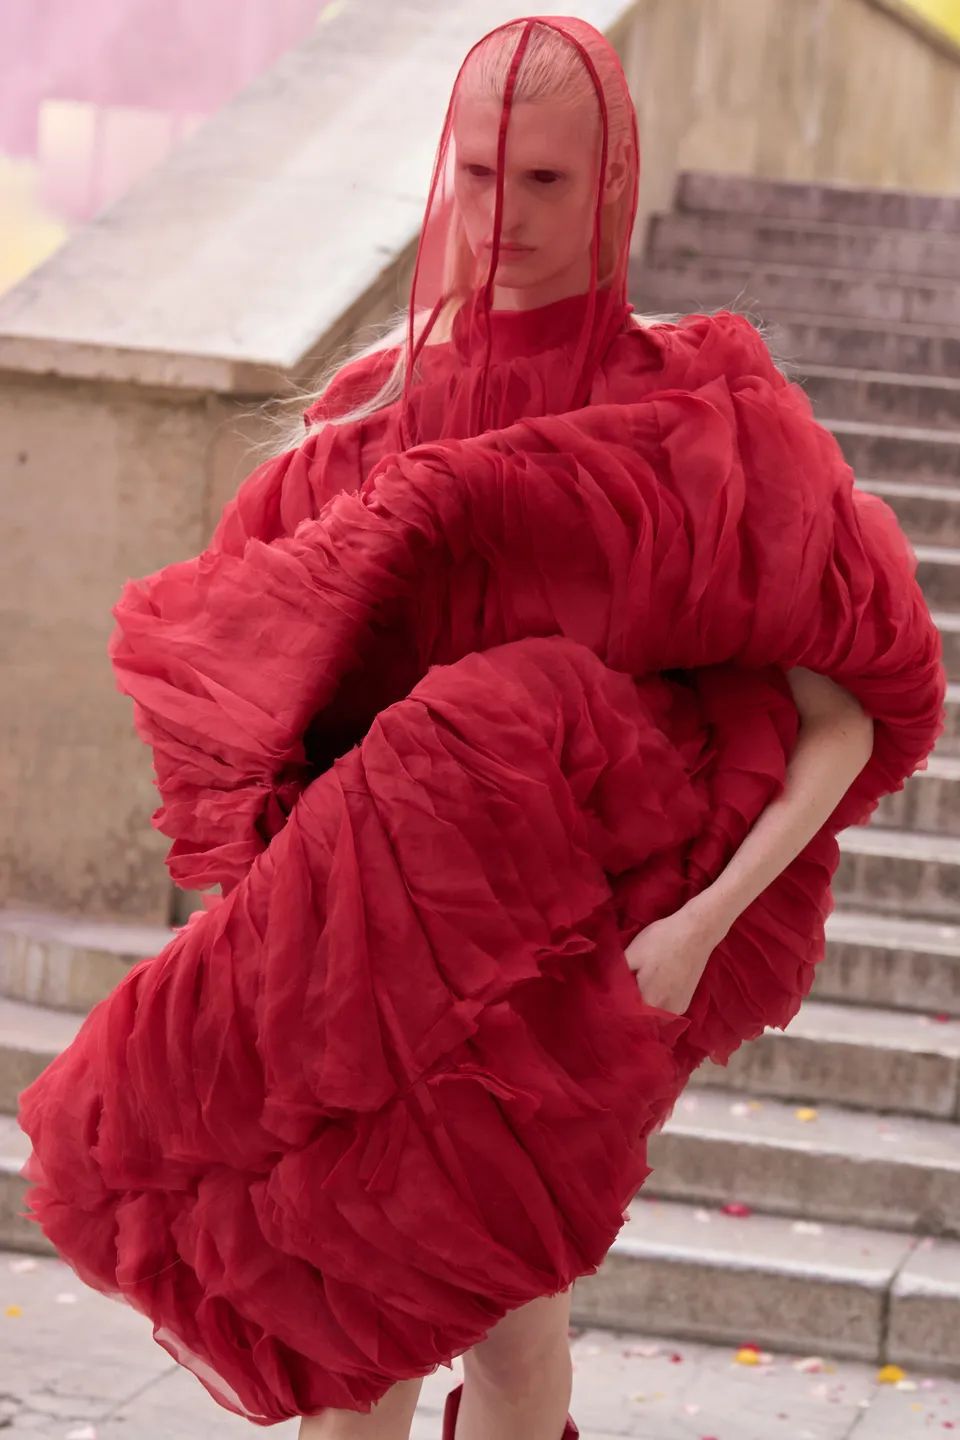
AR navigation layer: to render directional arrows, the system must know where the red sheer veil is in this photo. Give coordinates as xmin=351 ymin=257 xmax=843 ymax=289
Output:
xmin=398 ymin=15 xmax=641 ymax=445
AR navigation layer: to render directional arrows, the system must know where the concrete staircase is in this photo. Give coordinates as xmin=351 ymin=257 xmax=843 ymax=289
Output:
xmin=574 ymin=170 xmax=960 ymax=1374
xmin=2 ymin=170 xmax=959 ymax=1375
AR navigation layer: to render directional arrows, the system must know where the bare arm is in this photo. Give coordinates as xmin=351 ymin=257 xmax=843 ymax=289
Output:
xmin=686 ymin=667 xmax=875 ymax=942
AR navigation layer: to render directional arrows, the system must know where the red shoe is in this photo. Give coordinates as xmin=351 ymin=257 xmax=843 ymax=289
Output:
xmin=442 ymin=1380 xmax=580 ymax=1438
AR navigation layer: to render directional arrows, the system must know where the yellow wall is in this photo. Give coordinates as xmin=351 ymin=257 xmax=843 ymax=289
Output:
xmin=902 ymin=0 xmax=960 ymax=42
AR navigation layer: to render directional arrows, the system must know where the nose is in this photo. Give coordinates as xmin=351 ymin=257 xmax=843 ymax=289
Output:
xmin=486 ymin=179 xmax=527 ymax=243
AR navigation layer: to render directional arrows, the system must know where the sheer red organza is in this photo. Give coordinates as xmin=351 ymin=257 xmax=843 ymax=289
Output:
xmin=14 ymin=13 xmax=948 ymax=1434
xmin=395 ymin=14 xmax=640 ymax=445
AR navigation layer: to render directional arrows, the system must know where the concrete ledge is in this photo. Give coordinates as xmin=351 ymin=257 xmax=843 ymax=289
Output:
xmin=0 ymin=0 xmax=635 ymax=398
xmin=0 ymin=907 xmax=172 ymax=1013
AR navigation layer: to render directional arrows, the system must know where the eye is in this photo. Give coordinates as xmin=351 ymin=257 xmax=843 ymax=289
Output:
xmin=463 ymin=163 xmax=494 ymax=179
xmin=531 ymin=169 xmax=563 ymax=185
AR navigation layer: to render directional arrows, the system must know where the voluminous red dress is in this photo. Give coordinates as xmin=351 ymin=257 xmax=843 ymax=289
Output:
xmin=17 ymin=293 xmax=946 ymax=1424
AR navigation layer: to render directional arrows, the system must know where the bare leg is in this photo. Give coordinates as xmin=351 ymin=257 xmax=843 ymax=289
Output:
xmin=455 ymin=1286 xmax=574 ymax=1440
xmin=298 ymin=1375 xmax=424 ymax=1440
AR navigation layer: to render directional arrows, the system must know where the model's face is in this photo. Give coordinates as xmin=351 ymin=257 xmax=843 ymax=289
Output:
xmin=452 ymin=93 xmax=609 ymax=304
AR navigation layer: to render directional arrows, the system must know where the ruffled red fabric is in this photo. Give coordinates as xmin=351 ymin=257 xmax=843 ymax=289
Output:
xmin=17 ymin=309 xmax=946 ymax=1425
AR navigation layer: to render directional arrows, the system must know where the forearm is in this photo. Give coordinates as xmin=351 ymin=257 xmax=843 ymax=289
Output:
xmin=687 ymin=705 xmax=875 ymax=941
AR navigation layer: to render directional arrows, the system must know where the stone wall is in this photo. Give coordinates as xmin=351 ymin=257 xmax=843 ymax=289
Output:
xmin=623 ymin=0 xmax=960 ymax=244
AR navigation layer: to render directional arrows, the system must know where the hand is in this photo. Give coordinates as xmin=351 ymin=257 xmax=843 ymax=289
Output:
xmin=622 ymin=900 xmax=727 ymax=1016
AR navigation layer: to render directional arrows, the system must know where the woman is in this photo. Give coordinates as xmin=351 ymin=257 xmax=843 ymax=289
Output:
xmin=17 ymin=16 xmax=946 ymax=1440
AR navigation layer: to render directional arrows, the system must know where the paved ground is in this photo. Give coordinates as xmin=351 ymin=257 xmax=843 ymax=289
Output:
xmin=2 ymin=1248 xmax=959 ymax=1438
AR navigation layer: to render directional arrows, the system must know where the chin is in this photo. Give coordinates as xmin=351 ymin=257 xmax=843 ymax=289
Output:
xmin=475 ymin=245 xmax=537 ymax=267
xmin=494 ymin=256 xmax=549 ymax=282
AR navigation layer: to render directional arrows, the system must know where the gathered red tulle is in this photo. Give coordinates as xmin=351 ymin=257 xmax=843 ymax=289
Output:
xmin=17 ymin=302 xmax=946 ymax=1425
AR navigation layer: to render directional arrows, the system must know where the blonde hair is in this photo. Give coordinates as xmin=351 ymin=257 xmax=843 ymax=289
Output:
xmin=257 ymin=20 xmax=672 ymax=458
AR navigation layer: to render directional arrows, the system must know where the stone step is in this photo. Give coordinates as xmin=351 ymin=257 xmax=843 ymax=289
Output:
xmin=766 ymin=312 xmax=960 ymax=379
xmin=0 ymin=907 xmax=167 ymax=1014
xmin=688 ymin=996 xmax=960 ymax=1120
xmin=638 ymin=256 xmax=960 ymax=328
xmin=633 ymin=289 xmax=960 ymax=379
xmin=944 ymin=682 xmax=960 ymax=753
xmin=872 ymin=752 xmax=960 ymax=837
xmin=647 ymin=1086 xmax=960 ymax=1236
xmin=913 ymin=544 xmax=960 ymax=611
xmin=935 ymin=609 xmax=960 ymax=678
xmin=799 ymin=365 xmax=960 ymax=430
xmin=0 ymin=1114 xmax=48 ymax=1256
xmin=859 ymin=478 xmax=960 ymax=549
xmin=836 ymin=825 xmax=960 ymax=922
xmin=817 ymin=909 xmax=960 ymax=1017
xmin=0 ymin=996 xmax=82 ymax=1115
xmin=827 ymin=418 xmax=960 ymax=482
xmin=676 ymin=169 xmax=960 ymax=233
xmin=651 ymin=210 xmax=960 ymax=282
xmin=574 ymin=1191 xmax=960 ymax=1374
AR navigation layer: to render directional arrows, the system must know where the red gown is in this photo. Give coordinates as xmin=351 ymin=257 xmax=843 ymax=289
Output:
xmin=16 ymin=295 xmax=946 ymax=1424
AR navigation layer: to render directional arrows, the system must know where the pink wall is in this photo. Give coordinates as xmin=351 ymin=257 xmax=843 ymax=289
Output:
xmin=0 ymin=0 xmax=330 ymax=295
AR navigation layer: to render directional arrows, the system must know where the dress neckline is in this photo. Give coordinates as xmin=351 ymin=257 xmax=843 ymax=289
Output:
xmin=450 ymin=288 xmax=633 ymax=363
